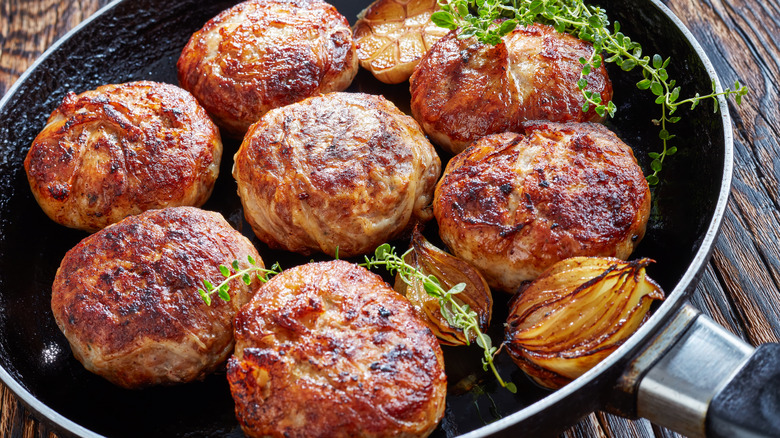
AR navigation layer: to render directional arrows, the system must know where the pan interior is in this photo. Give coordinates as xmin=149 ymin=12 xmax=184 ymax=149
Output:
xmin=0 ymin=0 xmax=726 ymax=436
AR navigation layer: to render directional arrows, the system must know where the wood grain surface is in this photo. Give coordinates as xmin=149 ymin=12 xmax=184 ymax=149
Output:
xmin=1 ymin=0 xmax=777 ymax=436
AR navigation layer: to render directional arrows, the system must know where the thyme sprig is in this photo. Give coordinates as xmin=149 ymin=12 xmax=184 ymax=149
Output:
xmin=431 ymin=0 xmax=748 ymax=185
xmin=362 ymin=244 xmax=517 ymax=393
xmin=198 ymin=255 xmax=281 ymax=306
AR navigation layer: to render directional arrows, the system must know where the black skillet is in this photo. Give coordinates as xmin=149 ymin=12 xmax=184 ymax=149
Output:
xmin=0 ymin=0 xmax=776 ymax=437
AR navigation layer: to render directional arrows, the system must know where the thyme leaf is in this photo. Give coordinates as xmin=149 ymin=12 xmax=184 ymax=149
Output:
xmin=433 ymin=0 xmax=748 ymax=185
xmin=197 ymin=256 xmax=281 ymax=306
xmin=362 ymin=243 xmax=517 ymax=393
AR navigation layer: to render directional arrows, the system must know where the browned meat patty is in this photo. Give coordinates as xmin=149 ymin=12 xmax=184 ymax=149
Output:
xmin=228 ymin=260 xmax=447 ymax=437
xmin=50 ymin=207 xmax=262 ymax=389
xmin=433 ymin=121 xmax=651 ymax=292
xmin=410 ymin=23 xmax=612 ymax=154
xmin=24 ymin=81 xmax=222 ymax=233
xmin=233 ymin=92 xmax=441 ymax=257
xmin=177 ymin=0 xmax=359 ymax=137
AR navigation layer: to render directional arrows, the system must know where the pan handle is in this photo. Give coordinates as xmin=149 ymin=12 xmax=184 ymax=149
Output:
xmin=623 ymin=303 xmax=780 ymax=438
xmin=705 ymin=342 xmax=780 ymax=437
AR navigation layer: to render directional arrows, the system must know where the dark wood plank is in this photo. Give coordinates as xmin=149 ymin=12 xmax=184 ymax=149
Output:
xmin=560 ymin=414 xmax=608 ymax=438
xmin=0 ymin=384 xmax=24 ymax=437
xmin=597 ymin=413 xmax=665 ymax=438
xmin=689 ymin=263 xmax=751 ymax=341
xmin=0 ymin=0 xmax=109 ymax=96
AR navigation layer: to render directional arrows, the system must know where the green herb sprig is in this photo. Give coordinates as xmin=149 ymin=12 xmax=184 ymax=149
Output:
xmin=431 ymin=0 xmax=748 ymax=185
xmin=198 ymin=256 xmax=281 ymax=306
xmin=362 ymin=243 xmax=517 ymax=393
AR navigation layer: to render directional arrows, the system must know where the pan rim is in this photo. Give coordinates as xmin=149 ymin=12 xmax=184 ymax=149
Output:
xmin=0 ymin=0 xmax=121 ymax=435
xmin=0 ymin=0 xmax=734 ymax=436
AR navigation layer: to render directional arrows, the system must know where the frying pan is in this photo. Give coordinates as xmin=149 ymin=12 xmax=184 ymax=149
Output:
xmin=0 ymin=0 xmax=775 ymax=437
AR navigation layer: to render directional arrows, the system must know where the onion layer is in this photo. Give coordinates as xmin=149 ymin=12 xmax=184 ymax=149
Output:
xmin=505 ymin=256 xmax=664 ymax=389
xmin=394 ymin=227 xmax=493 ymax=346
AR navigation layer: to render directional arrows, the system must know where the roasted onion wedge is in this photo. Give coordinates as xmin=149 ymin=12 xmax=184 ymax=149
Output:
xmin=353 ymin=0 xmax=448 ymax=84
xmin=505 ymin=257 xmax=664 ymax=389
xmin=394 ymin=227 xmax=493 ymax=346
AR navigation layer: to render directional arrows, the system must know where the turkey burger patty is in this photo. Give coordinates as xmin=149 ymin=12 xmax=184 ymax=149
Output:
xmin=434 ymin=121 xmax=651 ymax=292
xmin=228 ymin=260 xmax=447 ymax=438
xmin=177 ymin=0 xmax=359 ymax=137
xmin=233 ymin=92 xmax=441 ymax=258
xmin=410 ymin=23 xmax=612 ymax=154
xmin=50 ymin=207 xmax=262 ymax=389
xmin=24 ymin=81 xmax=222 ymax=232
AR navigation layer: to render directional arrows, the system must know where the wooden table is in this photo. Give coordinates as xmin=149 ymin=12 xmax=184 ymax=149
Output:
xmin=1 ymin=0 xmax=777 ymax=436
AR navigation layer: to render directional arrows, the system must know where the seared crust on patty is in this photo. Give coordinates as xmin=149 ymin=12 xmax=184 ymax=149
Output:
xmin=233 ymin=92 xmax=441 ymax=257
xmin=24 ymin=81 xmax=222 ymax=232
xmin=410 ymin=24 xmax=612 ymax=154
xmin=228 ymin=260 xmax=447 ymax=438
xmin=177 ymin=0 xmax=359 ymax=137
xmin=50 ymin=207 xmax=261 ymax=389
xmin=434 ymin=122 xmax=651 ymax=292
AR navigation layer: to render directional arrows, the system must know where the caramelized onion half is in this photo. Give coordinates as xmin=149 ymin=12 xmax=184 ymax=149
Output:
xmin=505 ymin=257 xmax=664 ymax=389
xmin=394 ymin=227 xmax=493 ymax=346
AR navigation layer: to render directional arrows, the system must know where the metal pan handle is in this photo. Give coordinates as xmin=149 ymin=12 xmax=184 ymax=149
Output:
xmin=625 ymin=303 xmax=780 ymax=437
